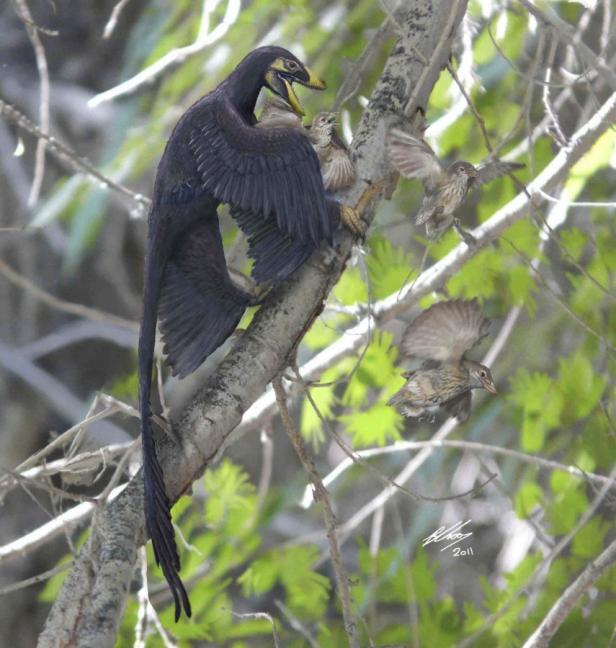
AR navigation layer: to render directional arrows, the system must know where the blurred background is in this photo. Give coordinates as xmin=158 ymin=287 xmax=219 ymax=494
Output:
xmin=0 ymin=0 xmax=615 ymax=646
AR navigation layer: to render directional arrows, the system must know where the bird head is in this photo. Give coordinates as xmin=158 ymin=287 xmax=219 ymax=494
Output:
xmin=312 ymin=111 xmax=338 ymax=132
xmin=449 ymin=161 xmax=479 ymax=180
xmin=260 ymin=48 xmax=326 ymax=116
xmin=466 ymin=361 xmax=497 ymax=394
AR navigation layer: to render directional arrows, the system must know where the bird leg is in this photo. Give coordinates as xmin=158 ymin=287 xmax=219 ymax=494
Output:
xmin=247 ymin=281 xmax=274 ymax=306
xmin=340 ymin=204 xmax=366 ymax=238
xmin=453 ymin=219 xmax=477 ymax=247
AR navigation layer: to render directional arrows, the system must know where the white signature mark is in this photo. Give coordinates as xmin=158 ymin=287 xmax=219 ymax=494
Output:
xmin=422 ymin=519 xmax=473 ymax=552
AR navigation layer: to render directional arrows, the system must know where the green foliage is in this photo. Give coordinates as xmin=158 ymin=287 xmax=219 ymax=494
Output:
xmin=239 ymin=546 xmax=330 ymax=619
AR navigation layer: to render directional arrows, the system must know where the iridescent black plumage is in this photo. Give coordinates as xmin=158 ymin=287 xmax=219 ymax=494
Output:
xmin=139 ymin=46 xmax=337 ymax=619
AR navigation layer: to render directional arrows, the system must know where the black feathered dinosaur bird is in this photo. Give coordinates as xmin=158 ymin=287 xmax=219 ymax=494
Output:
xmin=387 ymin=128 xmax=524 ymax=244
xmin=387 ymin=299 xmax=496 ymax=422
xmin=139 ymin=46 xmax=363 ymax=621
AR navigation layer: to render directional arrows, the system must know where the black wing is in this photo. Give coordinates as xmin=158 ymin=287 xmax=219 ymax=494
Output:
xmin=231 ymin=199 xmax=341 ymax=283
xmin=187 ymin=94 xmax=332 ymax=247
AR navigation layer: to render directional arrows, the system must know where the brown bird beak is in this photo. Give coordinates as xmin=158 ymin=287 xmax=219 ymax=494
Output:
xmin=483 ymin=380 xmax=498 ymax=394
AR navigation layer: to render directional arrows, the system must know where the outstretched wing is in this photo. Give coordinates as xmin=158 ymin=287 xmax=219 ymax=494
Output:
xmin=322 ymin=147 xmax=356 ymax=191
xmin=387 ymin=128 xmax=443 ymax=192
xmin=401 ymin=299 xmax=491 ymax=363
xmin=472 ymin=160 xmax=524 ymax=189
xmin=186 ymin=94 xmax=331 ymax=247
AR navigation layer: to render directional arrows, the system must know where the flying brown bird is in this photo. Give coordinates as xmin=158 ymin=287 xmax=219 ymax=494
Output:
xmin=387 ymin=299 xmax=496 ymax=422
xmin=307 ymin=112 xmax=356 ymax=191
xmin=387 ymin=128 xmax=524 ymax=244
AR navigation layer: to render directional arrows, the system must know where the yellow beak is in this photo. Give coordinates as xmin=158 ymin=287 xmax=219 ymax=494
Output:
xmin=302 ymin=66 xmax=326 ymax=90
xmin=283 ymin=78 xmax=305 ymax=116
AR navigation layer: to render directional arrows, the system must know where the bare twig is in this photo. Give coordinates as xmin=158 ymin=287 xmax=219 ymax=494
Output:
xmin=0 ymin=99 xmax=150 ymax=214
xmin=301 ymin=438 xmax=614 ymax=507
xmin=519 ymin=0 xmax=616 ymax=93
xmin=0 ymin=257 xmax=138 ymax=331
xmin=11 ymin=0 xmax=50 ymax=206
xmin=228 ymin=609 xmax=281 ymax=648
xmin=0 ymin=562 xmax=71 ymax=596
xmin=89 ymin=0 xmax=241 ymax=107
xmin=272 ymin=377 xmax=359 ymax=648
xmin=103 ymin=0 xmax=131 ymax=38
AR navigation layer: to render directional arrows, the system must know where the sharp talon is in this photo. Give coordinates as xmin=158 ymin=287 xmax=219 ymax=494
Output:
xmin=248 ymin=283 xmax=273 ymax=306
xmin=341 ymin=205 xmax=366 ymax=239
xmin=454 ymin=221 xmax=477 ymax=247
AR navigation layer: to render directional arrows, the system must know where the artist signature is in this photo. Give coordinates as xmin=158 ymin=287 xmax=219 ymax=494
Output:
xmin=422 ymin=519 xmax=473 ymax=552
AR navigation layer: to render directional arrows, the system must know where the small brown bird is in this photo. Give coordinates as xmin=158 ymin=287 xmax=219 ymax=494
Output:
xmin=307 ymin=112 xmax=356 ymax=191
xmin=387 ymin=128 xmax=524 ymax=244
xmin=256 ymin=97 xmax=304 ymax=130
xmin=257 ymin=104 xmax=356 ymax=192
xmin=387 ymin=299 xmax=496 ymax=422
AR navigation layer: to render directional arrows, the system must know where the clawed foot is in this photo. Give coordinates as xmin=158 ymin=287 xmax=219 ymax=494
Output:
xmin=340 ymin=204 xmax=366 ymax=239
xmin=453 ymin=220 xmax=477 ymax=247
xmin=248 ymin=282 xmax=274 ymax=306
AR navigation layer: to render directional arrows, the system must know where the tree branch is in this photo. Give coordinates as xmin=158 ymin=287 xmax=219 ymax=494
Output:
xmin=522 ymin=537 xmax=616 ymax=648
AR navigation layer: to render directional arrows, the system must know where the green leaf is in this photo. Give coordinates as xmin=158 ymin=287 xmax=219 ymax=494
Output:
xmin=341 ymin=402 xmax=403 ymax=447
xmin=557 ymin=351 xmax=605 ymax=423
xmin=514 ymin=482 xmax=542 ymax=518
xmin=508 ymin=369 xmax=563 ymax=451
xmin=572 ymin=517 xmax=610 ymax=558
xmin=366 ymin=234 xmax=415 ymax=299
xmin=204 ymin=460 xmax=256 ymax=529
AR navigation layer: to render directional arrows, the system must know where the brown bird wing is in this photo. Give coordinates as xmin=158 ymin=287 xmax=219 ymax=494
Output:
xmin=471 ymin=160 xmax=525 ymax=189
xmin=387 ymin=128 xmax=443 ymax=192
xmin=401 ymin=299 xmax=491 ymax=363
xmin=443 ymin=392 xmax=472 ymax=422
xmin=322 ymin=147 xmax=356 ymax=191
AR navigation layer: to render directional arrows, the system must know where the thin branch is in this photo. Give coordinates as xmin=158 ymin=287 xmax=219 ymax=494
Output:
xmin=0 ymin=99 xmax=151 ymax=214
xmin=272 ymin=376 xmax=360 ymax=648
xmin=301 ymin=439 xmax=614 ymax=507
xmin=0 ymin=562 xmax=71 ymax=596
xmin=519 ymin=0 xmax=616 ymax=93
xmin=0 ymin=257 xmax=139 ymax=331
xmin=523 ymin=537 xmax=616 ymax=648
xmin=228 ymin=609 xmax=281 ymax=648
xmin=0 ymin=484 xmax=126 ymax=564
xmin=89 ymin=0 xmax=242 ymax=107
xmin=103 ymin=0 xmax=132 ymax=39
xmin=12 ymin=0 xmax=50 ymax=207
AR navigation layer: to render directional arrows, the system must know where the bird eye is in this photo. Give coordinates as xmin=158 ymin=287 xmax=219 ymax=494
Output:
xmin=286 ymin=59 xmax=299 ymax=72
xmin=480 ymin=370 xmax=487 ymax=378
